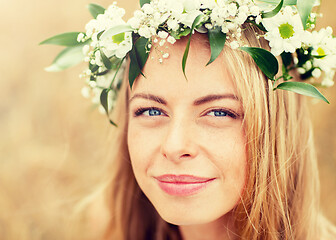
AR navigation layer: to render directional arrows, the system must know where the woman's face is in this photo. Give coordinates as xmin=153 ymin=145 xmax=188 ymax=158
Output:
xmin=127 ymin=35 xmax=247 ymax=226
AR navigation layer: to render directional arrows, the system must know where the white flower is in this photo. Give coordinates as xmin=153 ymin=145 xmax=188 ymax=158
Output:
xmin=227 ymin=3 xmax=238 ymax=16
xmin=205 ymin=23 xmax=213 ymax=29
xmin=83 ymin=3 xmax=133 ymax=63
xmin=255 ymin=15 xmax=262 ymax=24
xmin=209 ymin=0 xmax=260 ymax=38
xmin=312 ymin=68 xmax=322 ymax=78
xmin=89 ymin=80 xmax=97 ymax=88
xmin=302 ymin=27 xmax=334 ymax=51
xmin=182 ymin=0 xmax=201 ymax=12
xmin=321 ymin=70 xmax=335 ymax=87
xmin=262 ymin=6 xmax=304 ymax=56
xmin=164 ymin=0 xmax=184 ymax=15
xmin=94 ymin=51 xmax=103 ymax=67
xmin=138 ymin=26 xmax=153 ymax=38
xmin=302 ymin=27 xmax=336 ymax=78
xmin=180 ymin=10 xmax=203 ymax=28
xmin=106 ymin=4 xmax=125 ymax=19
xmin=297 ymin=67 xmax=306 ymax=74
xmin=77 ymin=32 xmax=85 ymax=42
xmin=81 ymin=86 xmax=91 ymax=98
xmin=115 ymin=41 xmax=133 ymax=58
xmin=159 ymin=39 xmax=166 ymax=46
xmin=142 ymin=3 xmax=154 ymax=15
xmin=102 ymin=30 xmax=133 ymax=58
xmin=167 ymin=36 xmax=176 ymax=44
xmin=167 ymin=18 xmax=179 ymax=31
xmin=128 ymin=17 xmax=141 ymax=29
xmin=158 ymin=31 xmax=169 ymax=39
xmin=250 ymin=6 xmax=260 ymax=16
xmin=200 ymin=0 xmax=217 ymax=9
xmin=230 ymin=41 xmax=240 ymax=49
xmin=82 ymin=45 xmax=90 ymax=55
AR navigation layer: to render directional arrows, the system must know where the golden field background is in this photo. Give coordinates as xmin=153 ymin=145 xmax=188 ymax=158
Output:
xmin=0 ymin=0 xmax=335 ymax=239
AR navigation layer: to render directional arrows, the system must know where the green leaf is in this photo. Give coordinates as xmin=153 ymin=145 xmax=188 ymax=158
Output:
xmin=182 ymin=14 xmax=204 ymax=79
xmin=135 ymin=38 xmax=150 ymax=69
xmin=109 ymin=119 xmax=117 ymax=127
xmin=240 ymin=47 xmax=279 ymax=80
xmin=89 ymin=63 xmax=99 ymax=73
xmin=312 ymin=55 xmax=326 ymax=59
xmin=100 ymin=89 xmax=110 ymax=115
xmin=257 ymin=0 xmax=296 ymax=5
xmin=100 ymin=89 xmax=118 ymax=126
xmin=88 ymin=3 xmax=105 ymax=19
xmin=140 ymin=0 xmax=151 ymax=7
xmin=206 ymin=27 xmax=226 ymax=66
xmin=109 ymin=57 xmax=126 ymax=88
xmin=262 ymin=0 xmax=284 ymax=18
xmin=297 ymin=0 xmax=315 ymax=29
xmin=100 ymin=50 xmax=112 ymax=69
xmin=281 ymin=52 xmax=293 ymax=68
xmin=45 ymin=45 xmax=85 ymax=72
xmin=129 ymin=47 xmax=140 ymax=88
xmin=40 ymin=32 xmax=85 ymax=46
xmin=171 ymin=28 xmax=191 ymax=39
xmin=275 ymin=81 xmax=329 ymax=103
xmin=100 ymin=24 xmax=134 ymax=41
xmin=129 ymin=37 xmax=150 ymax=88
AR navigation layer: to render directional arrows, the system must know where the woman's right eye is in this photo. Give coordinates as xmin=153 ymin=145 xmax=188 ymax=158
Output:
xmin=134 ymin=107 xmax=164 ymax=117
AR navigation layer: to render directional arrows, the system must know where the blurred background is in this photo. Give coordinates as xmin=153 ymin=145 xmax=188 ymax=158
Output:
xmin=0 ymin=0 xmax=335 ymax=239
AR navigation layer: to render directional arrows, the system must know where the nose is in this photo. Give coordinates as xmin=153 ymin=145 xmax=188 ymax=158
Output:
xmin=160 ymin=117 xmax=198 ymax=163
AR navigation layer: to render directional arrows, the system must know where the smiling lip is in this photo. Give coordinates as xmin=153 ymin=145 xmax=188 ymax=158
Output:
xmin=154 ymin=174 xmax=215 ymax=196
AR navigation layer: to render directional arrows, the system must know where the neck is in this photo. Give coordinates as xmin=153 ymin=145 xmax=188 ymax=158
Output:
xmin=178 ymin=213 xmax=237 ymax=240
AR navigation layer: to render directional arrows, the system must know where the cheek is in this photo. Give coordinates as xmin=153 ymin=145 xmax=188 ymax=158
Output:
xmin=127 ymin=124 xmax=160 ymax=178
xmin=205 ymin=127 xmax=247 ymax=190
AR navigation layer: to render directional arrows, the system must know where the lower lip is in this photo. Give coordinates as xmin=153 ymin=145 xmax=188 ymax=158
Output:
xmin=156 ymin=179 xmax=214 ymax=196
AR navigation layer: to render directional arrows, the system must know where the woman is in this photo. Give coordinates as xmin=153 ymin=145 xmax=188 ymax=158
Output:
xmin=42 ymin=1 xmax=336 ymax=239
xmin=96 ymin=31 xmax=335 ymax=240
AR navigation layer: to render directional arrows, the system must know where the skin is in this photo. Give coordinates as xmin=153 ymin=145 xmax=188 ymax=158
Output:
xmin=127 ymin=34 xmax=247 ymax=240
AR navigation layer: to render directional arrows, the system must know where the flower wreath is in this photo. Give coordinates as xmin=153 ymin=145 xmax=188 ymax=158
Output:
xmin=41 ymin=0 xmax=336 ymax=125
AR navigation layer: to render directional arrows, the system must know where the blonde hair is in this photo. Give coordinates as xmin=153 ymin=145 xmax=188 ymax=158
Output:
xmin=78 ymin=25 xmax=336 ymax=240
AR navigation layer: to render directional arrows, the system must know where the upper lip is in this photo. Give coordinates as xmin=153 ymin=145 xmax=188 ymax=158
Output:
xmin=154 ymin=174 xmax=215 ymax=183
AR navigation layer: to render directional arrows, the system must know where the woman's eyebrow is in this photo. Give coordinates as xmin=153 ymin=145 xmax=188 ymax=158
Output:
xmin=129 ymin=93 xmax=238 ymax=105
xmin=193 ymin=94 xmax=239 ymax=105
xmin=129 ymin=93 xmax=167 ymax=105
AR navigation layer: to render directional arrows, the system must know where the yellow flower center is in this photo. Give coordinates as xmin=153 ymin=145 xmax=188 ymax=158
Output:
xmin=316 ymin=47 xmax=326 ymax=56
xmin=279 ymin=23 xmax=295 ymax=39
xmin=112 ymin=32 xmax=125 ymax=44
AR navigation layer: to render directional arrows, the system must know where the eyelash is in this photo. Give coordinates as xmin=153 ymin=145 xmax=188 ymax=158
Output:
xmin=134 ymin=107 xmax=166 ymax=117
xmin=133 ymin=107 xmax=239 ymax=119
xmin=205 ymin=108 xmax=239 ymax=119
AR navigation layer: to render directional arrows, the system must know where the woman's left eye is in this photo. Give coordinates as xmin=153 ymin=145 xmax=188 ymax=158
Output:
xmin=146 ymin=108 xmax=163 ymax=116
xmin=206 ymin=109 xmax=237 ymax=118
xmin=134 ymin=107 xmax=165 ymax=117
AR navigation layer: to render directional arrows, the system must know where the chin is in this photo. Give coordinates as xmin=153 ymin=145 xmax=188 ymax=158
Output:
xmin=161 ymin=215 xmax=205 ymax=226
xmin=156 ymin=208 xmax=220 ymax=226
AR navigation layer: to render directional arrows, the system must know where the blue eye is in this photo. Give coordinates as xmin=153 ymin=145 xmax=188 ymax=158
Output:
xmin=134 ymin=107 xmax=164 ymax=117
xmin=213 ymin=110 xmax=228 ymax=117
xmin=206 ymin=109 xmax=237 ymax=118
xmin=146 ymin=108 xmax=162 ymax=116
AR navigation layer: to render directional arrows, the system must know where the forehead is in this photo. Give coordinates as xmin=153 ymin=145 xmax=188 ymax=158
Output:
xmin=130 ymin=34 xmax=237 ymax=100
